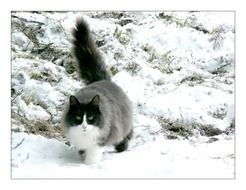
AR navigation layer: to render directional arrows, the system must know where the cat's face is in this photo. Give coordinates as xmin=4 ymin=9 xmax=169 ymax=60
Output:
xmin=65 ymin=95 xmax=101 ymax=131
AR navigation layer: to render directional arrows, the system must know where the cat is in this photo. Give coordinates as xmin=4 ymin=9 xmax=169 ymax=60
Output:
xmin=62 ymin=17 xmax=133 ymax=164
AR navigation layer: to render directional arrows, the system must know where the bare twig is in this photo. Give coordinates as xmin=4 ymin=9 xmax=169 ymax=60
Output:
xmin=12 ymin=138 xmax=25 ymax=150
xmin=11 ymin=89 xmax=23 ymax=103
xmin=179 ymin=107 xmax=184 ymax=122
xmin=21 ymin=153 xmax=30 ymax=163
xmin=12 ymin=15 xmax=45 ymax=25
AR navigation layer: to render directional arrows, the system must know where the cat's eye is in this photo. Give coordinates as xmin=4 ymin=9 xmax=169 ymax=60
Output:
xmin=88 ymin=116 xmax=94 ymax=121
xmin=76 ymin=116 xmax=82 ymax=120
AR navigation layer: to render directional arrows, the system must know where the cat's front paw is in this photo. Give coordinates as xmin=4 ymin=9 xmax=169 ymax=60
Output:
xmin=78 ymin=150 xmax=86 ymax=161
xmin=83 ymin=146 xmax=103 ymax=165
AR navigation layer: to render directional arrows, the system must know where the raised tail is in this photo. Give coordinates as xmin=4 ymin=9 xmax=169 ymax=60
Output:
xmin=72 ymin=18 xmax=111 ymax=85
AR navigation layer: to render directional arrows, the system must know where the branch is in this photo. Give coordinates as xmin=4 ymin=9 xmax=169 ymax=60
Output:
xmin=12 ymin=15 xmax=45 ymax=25
xmin=12 ymin=138 xmax=25 ymax=150
xmin=11 ymin=89 xmax=23 ymax=103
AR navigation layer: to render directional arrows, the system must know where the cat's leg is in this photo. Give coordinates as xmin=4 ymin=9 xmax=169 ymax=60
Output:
xmin=114 ymin=137 xmax=128 ymax=152
xmin=114 ymin=129 xmax=133 ymax=152
xmin=84 ymin=146 xmax=103 ymax=165
xmin=78 ymin=149 xmax=86 ymax=161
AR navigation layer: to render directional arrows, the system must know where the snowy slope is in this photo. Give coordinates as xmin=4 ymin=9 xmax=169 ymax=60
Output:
xmin=12 ymin=131 xmax=234 ymax=178
xmin=11 ymin=11 xmax=235 ymax=178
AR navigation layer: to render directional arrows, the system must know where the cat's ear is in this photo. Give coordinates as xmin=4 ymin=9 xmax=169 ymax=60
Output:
xmin=90 ymin=95 xmax=100 ymax=106
xmin=69 ymin=95 xmax=80 ymax=107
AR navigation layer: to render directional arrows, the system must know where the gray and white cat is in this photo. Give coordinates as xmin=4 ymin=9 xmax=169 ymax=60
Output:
xmin=62 ymin=18 xmax=133 ymax=164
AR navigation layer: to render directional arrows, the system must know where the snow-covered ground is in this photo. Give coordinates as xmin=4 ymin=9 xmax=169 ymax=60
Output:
xmin=11 ymin=11 xmax=235 ymax=178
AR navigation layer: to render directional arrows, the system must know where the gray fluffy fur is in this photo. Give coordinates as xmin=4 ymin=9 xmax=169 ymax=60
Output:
xmin=62 ymin=17 xmax=133 ymax=148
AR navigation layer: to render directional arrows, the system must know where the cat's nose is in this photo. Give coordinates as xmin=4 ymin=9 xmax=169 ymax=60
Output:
xmin=81 ymin=124 xmax=87 ymax=131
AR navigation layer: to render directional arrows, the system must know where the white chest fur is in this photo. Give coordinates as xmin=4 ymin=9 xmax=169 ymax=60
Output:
xmin=66 ymin=115 xmax=103 ymax=164
xmin=67 ymin=115 xmax=100 ymax=150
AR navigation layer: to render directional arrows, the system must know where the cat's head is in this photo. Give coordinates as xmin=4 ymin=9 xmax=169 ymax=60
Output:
xmin=64 ymin=95 xmax=102 ymax=131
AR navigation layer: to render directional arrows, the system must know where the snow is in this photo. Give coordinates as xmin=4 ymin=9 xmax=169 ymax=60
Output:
xmin=11 ymin=11 xmax=234 ymax=178
xmin=12 ymin=132 xmax=234 ymax=178
xmin=18 ymin=101 xmax=51 ymax=121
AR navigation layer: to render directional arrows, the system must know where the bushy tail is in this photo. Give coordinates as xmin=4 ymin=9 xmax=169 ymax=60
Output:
xmin=72 ymin=18 xmax=111 ymax=85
